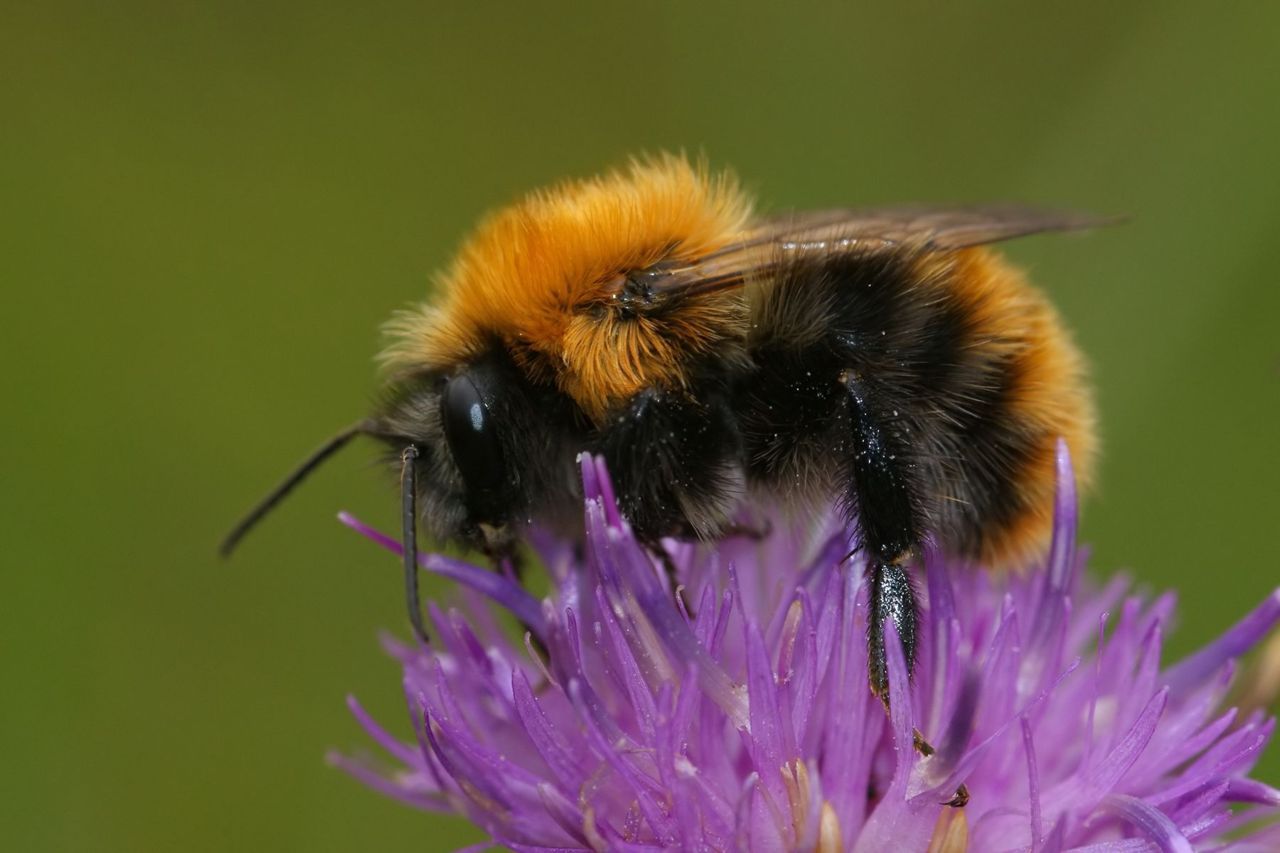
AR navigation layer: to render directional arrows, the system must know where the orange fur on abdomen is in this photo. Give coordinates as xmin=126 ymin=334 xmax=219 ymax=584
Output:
xmin=935 ymin=248 xmax=1096 ymax=567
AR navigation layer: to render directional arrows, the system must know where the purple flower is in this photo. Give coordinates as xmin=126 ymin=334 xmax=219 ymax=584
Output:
xmin=332 ymin=444 xmax=1280 ymax=851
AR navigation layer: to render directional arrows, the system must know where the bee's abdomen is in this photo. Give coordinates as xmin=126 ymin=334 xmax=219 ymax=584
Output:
xmin=742 ymin=245 xmax=1095 ymax=566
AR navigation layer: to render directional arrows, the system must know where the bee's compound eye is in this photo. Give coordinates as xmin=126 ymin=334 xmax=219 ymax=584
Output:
xmin=440 ymin=373 xmax=507 ymax=494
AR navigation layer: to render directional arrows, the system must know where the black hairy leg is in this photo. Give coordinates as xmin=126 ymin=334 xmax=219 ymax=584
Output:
xmin=597 ymin=387 xmax=742 ymax=544
xmin=739 ymin=248 xmax=932 ymax=699
xmin=843 ymin=374 xmax=968 ymax=806
xmin=598 ymin=387 xmax=741 ymax=617
xmin=841 ymin=371 xmax=924 ymax=703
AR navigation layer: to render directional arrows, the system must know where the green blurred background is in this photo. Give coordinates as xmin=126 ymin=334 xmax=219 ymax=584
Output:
xmin=4 ymin=2 xmax=1279 ymax=849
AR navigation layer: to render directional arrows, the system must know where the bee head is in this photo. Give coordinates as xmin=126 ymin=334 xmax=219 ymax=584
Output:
xmin=373 ymin=350 xmax=583 ymax=553
xmin=220 ymin=346 xmax=583 ymax=562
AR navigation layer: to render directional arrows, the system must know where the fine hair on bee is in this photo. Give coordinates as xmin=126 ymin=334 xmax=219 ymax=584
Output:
xmin=222 ymin=153 xmax=1102 ymax=711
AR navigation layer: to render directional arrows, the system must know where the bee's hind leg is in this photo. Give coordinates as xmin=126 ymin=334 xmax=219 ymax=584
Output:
xmin=841 ymin=372 xmax=968 ymax=807
xmin=911 ymin=730 xmax=971 ymax=808
xmin=837 ymin=371 xmax=925 ymax=701
xmin=866 ymin=557 xmax=919 ymax=705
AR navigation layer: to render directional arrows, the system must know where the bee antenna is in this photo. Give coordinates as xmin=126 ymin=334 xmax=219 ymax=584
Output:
xmin=219 ymin=420 xmax=375 ymax=558
xmin=400 ymin=445 xmax=430 ymax=643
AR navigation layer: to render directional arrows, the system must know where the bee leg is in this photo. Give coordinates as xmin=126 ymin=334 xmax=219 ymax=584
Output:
xmin=912 ymin=729 xmax=970 ymax=808
xmin=838 ymin=373 xmax=924 ymax=702
xmin=840 ymin=376 xmax=968 ymax=806
xmin=651 ymin=541 xmax=680 ymax=587
xmin=640 ymin=538 xmax=694 ymax=615
xmin=400 ymin=445 xmax=430 ymax=645
xmin=719 ymin=518 xmax=773 ymax=541
xmin=597 ymin=388 xmax=738 ymax=620
xmin=598 ymin=388 xmax=742 ymax=554
xmin=866 ymin=558 xmax=917 ymax=704
xmin=485 ymin=545 xmax=526 ymax=585
xmin=480 ymin=545 xmax=547 ymax=652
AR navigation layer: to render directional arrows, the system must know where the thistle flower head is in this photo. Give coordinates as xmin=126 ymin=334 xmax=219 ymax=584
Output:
xmin=333 ymin=446 xmax=1280 ymax=851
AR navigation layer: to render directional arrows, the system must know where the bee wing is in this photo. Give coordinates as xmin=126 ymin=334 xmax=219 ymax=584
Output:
xmin=641 ymin=205 xmax=1112 ymax=299
xmin=749 ymin=205 xmax=1109 ymax=251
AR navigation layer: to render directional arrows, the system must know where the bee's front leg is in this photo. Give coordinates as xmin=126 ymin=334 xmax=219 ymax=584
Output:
xmin=597 ymin=387 xmax=742 ymax=550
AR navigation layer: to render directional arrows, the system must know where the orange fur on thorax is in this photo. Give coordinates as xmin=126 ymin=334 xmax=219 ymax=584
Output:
xmin=383 ymin=155 xmax=752 ymax=422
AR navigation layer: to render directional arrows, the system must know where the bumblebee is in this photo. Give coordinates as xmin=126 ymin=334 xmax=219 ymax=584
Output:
xmin=223 ymin=155 xmax=1097 ymax=701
